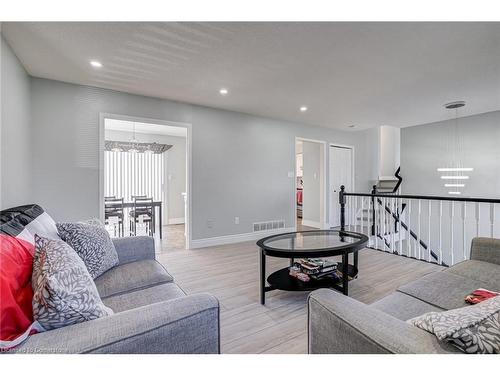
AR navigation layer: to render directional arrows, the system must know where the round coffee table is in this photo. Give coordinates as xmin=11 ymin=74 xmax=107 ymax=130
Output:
xmin=256 ymin=230 xmax=368 ymax=304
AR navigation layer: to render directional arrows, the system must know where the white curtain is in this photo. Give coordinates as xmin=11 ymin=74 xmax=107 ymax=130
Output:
xmin=104 ymin=151 xmax=164 ymax=202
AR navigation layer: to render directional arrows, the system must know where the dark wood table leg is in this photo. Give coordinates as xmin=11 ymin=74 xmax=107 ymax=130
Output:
xmin=354 ymin=250 xmax=359 ymax=271
xmin=342 ymin=253 xmax=349 ymax=295
xmin=260 ymin=249 xmax=266 ymax=305
xmin=289 ymin=257 xmax=294 ymax=267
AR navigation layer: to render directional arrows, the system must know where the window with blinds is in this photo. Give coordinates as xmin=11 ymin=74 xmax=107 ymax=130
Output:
xmin=104 ymin=151 xmax=165 ymax=201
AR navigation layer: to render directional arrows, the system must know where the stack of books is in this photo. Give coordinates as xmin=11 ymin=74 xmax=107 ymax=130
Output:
xmin=289 ymin=258 xmax=338 ymax=282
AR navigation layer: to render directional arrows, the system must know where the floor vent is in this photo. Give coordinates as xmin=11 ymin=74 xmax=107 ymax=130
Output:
xmin=253 ymin=220 xmax=285 ymax=232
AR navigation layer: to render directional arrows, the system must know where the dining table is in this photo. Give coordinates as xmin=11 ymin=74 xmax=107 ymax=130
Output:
xmin=105 ymin=201 xmax=163 ymax=239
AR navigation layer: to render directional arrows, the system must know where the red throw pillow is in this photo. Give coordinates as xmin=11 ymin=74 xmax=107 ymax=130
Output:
xmin=0 ymin=234 xmax=42 ymax=350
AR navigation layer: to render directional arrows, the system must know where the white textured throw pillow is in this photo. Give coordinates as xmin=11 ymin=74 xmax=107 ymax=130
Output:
xmin=57 ymin=222 xmax=119 ymax=278
xmin=408 ymin=296 xmax=500 ymax=354
xmin=32 ymin=235 xmax=113 ymax=331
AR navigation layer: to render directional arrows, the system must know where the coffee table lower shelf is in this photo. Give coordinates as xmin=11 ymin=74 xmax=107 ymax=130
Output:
xmin=264 ymin=263 xmax=358 ymax=295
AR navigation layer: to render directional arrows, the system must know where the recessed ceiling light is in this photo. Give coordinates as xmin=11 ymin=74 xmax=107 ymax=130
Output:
xmin=444 ymin=183 xmax=465 ymax=187
xmin=90 ymin=60 xmax=103 ymax=68
xmin=300 ymin=106 xmax=308 ymax=112
xmin=448 ymin=191 xmax=462 ymax=195
xmin=437 ymin=167 xmax=473 ymax=172
xmin=441 ymin=175 xmax=469 ymax=180
xmin=219 ymin=88 xmax=228 ymax=95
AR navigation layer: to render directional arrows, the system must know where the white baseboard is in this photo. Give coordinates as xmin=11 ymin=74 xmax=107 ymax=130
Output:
xmin=168 ymin=217 xmax=185 ymax=225
xmin=190 ymin=227 xmax=295 ymax=249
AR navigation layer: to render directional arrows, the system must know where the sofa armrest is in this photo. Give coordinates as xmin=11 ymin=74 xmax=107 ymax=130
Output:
xmin=112 ymin=236 xmax=155 ymax=265
xmin=308 ymin=289 xmax=452 ymax=354
xmin=12 ymin=293 xmax=219 ymax=354
xmin=470 ymin=237 xmax=500 ymax=265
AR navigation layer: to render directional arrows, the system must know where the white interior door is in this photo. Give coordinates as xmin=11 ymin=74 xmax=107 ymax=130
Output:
xmin=329 ymin=146 xmax=353 ymax=227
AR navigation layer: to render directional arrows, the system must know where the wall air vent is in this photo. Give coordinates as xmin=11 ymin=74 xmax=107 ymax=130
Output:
xmin=253 ymin=220 xmax=285 ymax=232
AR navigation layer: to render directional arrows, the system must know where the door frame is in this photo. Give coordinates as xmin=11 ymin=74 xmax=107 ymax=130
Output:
xmin=294 ymin=137 xmax=328 ymax=231
xmin=329 ymin=143 xmax=355 ymax=228
xmin=98 ymin=113 xmax=193 ymax=249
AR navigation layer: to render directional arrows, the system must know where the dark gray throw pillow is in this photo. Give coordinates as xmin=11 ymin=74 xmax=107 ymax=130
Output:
xmin=57 ymin=222 xmax=119 ymax=278
xmin=32 ymin=235 xmax=113 ymax=331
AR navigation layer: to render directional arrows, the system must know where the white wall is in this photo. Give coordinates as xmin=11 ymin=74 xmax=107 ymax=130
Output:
xmin=105 ymin=129 xmax=186 ymax=223
xmin=379 ymin=125 xmax=400 ymax=179
xmin=29 ymin=77 xmax=377 ymax=241
xmin=0 ymin=36 xmax=32 ymax=208
xmin=401 ymin=110 xmax=500 ymax=198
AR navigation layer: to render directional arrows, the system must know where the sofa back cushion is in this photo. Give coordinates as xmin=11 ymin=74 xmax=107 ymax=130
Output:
xmin=0 ymin=204 xmax=60 ymax=244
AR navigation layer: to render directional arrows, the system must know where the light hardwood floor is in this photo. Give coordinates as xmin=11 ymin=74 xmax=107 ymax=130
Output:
xmin=156 ymin=238 xmax=443 ymax=354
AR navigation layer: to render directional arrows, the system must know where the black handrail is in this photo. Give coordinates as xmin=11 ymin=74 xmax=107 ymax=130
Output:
xmin=393 ymin=166 xmax=403 ymax=193
xmin=344 ymin=191 xmax=500 ymax=204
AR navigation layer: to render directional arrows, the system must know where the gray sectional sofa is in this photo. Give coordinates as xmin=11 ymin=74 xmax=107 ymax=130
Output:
xmin=308 ymin=237 xmax=500 ymax=354
xmin=14 ymin=236 xmax=220 ymax=354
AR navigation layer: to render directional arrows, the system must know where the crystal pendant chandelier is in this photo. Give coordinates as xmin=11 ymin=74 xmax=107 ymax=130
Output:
xmin=437 ymin=101 xmax=473 ymax=195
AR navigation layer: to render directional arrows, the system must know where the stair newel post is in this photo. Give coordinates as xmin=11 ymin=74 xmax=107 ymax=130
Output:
xmin=339 ymin=185 xmax=346 ymax=232
xmin=371 ymin=185 xmax=377 ymax=236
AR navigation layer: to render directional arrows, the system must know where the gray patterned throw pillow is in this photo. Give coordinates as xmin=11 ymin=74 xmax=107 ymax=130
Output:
xmin=57 ymin=222 xmax=119 ymax=279
xmin=32 ymin=235 xmax=113 ymax=331
xmin=408 ymin=296 xmax=500 ymax=354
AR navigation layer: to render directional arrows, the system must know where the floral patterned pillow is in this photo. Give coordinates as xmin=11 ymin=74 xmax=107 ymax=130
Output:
xmin=32 ymin=235 xmax=113 ymax=331
xmin=408 ymin=296 xmax=500 ymax=354
xmin=57 ymin=222 xmax=119 ymax=278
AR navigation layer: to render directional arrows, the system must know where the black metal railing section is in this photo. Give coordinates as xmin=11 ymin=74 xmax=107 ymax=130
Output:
xmin=339 ymin=186 xmax=500 ymax=267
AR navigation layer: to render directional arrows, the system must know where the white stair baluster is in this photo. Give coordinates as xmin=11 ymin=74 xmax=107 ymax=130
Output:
xmin=374 ymin=196 xmax=379 ymax=250
xmin=382 ymin=197 xmax=387 ymax=251
xmin=390 ymin=198 xmax=395 ymax=253
xmin=399 ymin=197 xmax=403 ymax=256
xmin=417 ymin=200 xmax=422 ymax=260
xmin=475 ymin=202 xmax=480 ymax=237
xmin=462 ymin=202 xmax=467 ymax=261
xmin=428 ymin=200 xmax=432 ymax=263
xmin=354 ymin=196 xmax=358 ymax=232
xmin=438 ymin=201 xmax=443 ymax=265
xmin=490 ymin=203 xmax=495 ymax=238
xmin=361 ymin=197 xmax=365 ymax=235
xmin=407 ymin=200 xmax=412 ymax=258
xmin=450 ymin=201 xmax=455 ymax=266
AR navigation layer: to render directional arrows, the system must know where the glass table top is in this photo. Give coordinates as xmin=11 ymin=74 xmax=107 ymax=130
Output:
xmin=258 ymin=230 xmax=366 ymax=253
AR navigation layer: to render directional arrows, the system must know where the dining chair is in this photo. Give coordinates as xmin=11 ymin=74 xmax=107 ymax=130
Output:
xmin=129 ymin=196 xmax=154 ymax=236
xmin=104 ymin=197 xmax=124 ymax=237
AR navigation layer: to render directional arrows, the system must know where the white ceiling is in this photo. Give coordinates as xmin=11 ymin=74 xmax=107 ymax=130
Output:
xmin=105 ymin=119 xmax=187 ymax=137
xmin=3 ymin=22 xmax=500 ymax=130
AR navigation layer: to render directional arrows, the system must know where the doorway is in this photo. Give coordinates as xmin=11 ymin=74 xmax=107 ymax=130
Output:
xmin=329 ymin=144 xmax=354 ymax=228
xmin=99 ymin=114 xmax=192 ymax=250
xmin=295 ymin=138 xmax=327 ymax=230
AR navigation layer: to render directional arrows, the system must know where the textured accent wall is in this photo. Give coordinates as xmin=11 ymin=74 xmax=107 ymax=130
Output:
xmin=30 ymin=77 xmax=376 ymax=240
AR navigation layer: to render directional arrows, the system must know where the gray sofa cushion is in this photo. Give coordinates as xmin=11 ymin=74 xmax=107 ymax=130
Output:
xmin=103 ymin=283 xmax=186 ymax=312
xmin=12 ymin=293 xmax=220 ymax=354
xmin=95 ymin=260 xmax=173 ymax=299
xmin=446 ymin=260 xmax=500 ymax=289
xmin=370 ymin=291 xmax=444 ymax=321
xmin=397 ymin=270 xmax=498 ymax=310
